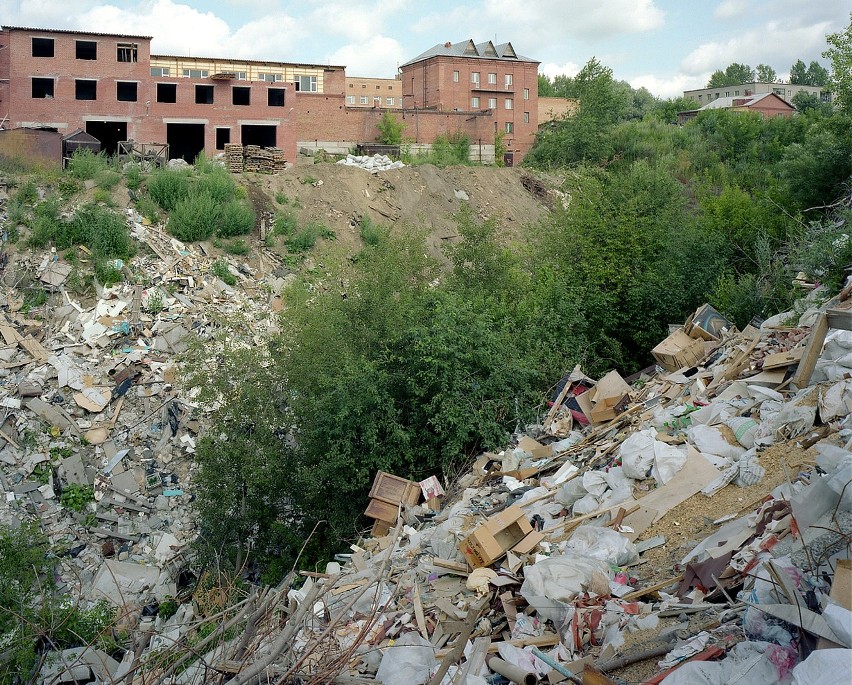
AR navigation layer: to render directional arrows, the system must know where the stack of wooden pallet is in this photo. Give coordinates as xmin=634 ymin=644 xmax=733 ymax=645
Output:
xmin=224 ymin=143 xmax=243 ymax=172
xmin=243 ymin=145 xmax=264 ymax=172
xmin=363 ymin=470 xmax=421 ymax=537
xmin=265 ymin=147 xmax=287 ymax=173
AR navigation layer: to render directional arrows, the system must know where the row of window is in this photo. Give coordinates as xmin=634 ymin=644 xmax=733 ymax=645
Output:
xmin=347 ymin=95 xmax=395 ymax=105
xmin=471 ymin=97 xmax=516 ymax=110
xmin=31 ymin=78 xmax=286 ymax=106
xmin=348 ymin=83 xmax=396 ymax=90
xmin=31 ymin=37 xmax=138 ymax=62
xmin=453 ymin=70 xmax=523 ymax=91
xmin=150 ymin=67 xmax=317 ymax=90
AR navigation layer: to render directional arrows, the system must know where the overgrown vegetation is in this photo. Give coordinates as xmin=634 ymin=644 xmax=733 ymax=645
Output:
xmin=193 ymin=20 xmax=852 ymax=581
xmin=376 ymin=111 xmax=406 ymax=145
xmin=406 ymin=132 xmax=471 ymax=166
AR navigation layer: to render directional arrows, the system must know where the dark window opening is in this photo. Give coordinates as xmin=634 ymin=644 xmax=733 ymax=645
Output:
xmin=32 ymin=37 xmax=54 ymax=57
xmin=157 ymin=83 xmax=177 ymax=103
xmin=232 ymin=86 xmax=250 ymax=106
xmin=195 ymin=85 xmax=214 ymax=104
xmin=116 ymin=81 xmax=138 ymax=102
xmin=86 ymin=120 xmax=127 ymax=156
xmin=76 ymin=79 xmax=97 ymax=101
xmin=76 ymin=40 xmax=97 ymax=60
xmin=31 ymin=78 xmax=54 ymax=99
xmin=167 ymin=123 xmax=205 ymax=163
xmin=268 ymin=88 xmax=285 ymax=107
xmin=117 ymin=42 xmax=138 ymax=62
xmin=241 ymin=124 xmax=276 ymax=147
xmin=216 ymin=128 xmax=231 ymax=150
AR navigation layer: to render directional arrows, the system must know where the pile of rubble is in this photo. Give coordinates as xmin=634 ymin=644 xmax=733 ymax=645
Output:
xmin=2 ymin=189 xmax=851 ymax=683
xmin=337 ymin=153 xmax=405 ymax=173
xmin=104 ymin=295 xmax=848 ymax=685
xmin=0 ymin=208 xmax=293 ymax=677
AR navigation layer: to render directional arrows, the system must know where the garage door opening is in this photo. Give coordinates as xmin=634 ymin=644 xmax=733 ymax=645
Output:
xmin=167 ymin=123 xmax=205 ymax=163
xmin=85 ymin=121 xmax=128 ymax=156
xmin=241 ymin=124 xmax=276 ymax=148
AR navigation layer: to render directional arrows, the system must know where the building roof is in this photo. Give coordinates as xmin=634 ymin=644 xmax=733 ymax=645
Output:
xmin=2 ymin=25 xmax=152 ymax=40
xmin=698 ymin=92 xmax=793 ymax=111
xmin=400 ymin=39 xmax=538 ymax=68
xmin=151 ymin=54 xmax=345 ymax=71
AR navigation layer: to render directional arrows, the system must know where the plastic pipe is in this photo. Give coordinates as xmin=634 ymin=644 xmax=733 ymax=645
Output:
xmin=529 ymin=647 xmax=582 ymax=684
xmin=486 ymin=656 xmax=538 ymax=685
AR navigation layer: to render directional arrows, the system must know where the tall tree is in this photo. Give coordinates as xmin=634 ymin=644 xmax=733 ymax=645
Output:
xmin=789 ymin=59 xmax=808 ymax=84
xmin=706 ymin=63 xmax=755 ymax=87
xmin=805 ymin=60 xmax=829 ymax=87
xmin=756 ymin=64 xmax=777 ymax=82
xmin=824 ymin=13 xmax=852 ymax=109
xmin=707 ymin=70 xmax=729 ymax=88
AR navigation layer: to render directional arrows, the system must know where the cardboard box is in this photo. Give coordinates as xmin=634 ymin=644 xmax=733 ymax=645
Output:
xmin=589 ymin=393 xmax=629 ymax=423
xmin=652 ymin=329 xmax=706 ymax=371
xmin=590 ymin=370 xmax=631 ymax=404
xmin=368 ymin=471 xmax=421 ymax=507
xmin=459 ymin=505 xmax=545 ymax=568
xmin=364 ymin=498 xmax=400 ymax=523
xmin=685 ymin=304 xmax=733 ymax=342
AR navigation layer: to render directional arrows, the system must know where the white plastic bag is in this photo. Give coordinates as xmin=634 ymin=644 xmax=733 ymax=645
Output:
xmin=563 ymin=526 xmax=639 ymax=566
xmin=376 ymin=632 xmax=437 ymax=685
xmin=620 ymin=429 xmax=657 ymax=480
xmin=520 ymin=554 xmax=612 ymax=624
xmin=652 ymin=442 xmax=687 ymax=485
xmin=687 ymin=424 xmax=745 ymax=461
xmin=725 ymin=417 xmax=760 ymax=449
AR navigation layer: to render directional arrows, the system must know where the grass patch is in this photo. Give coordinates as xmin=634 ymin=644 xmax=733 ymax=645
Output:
xmin=359 ymin=215 xmax=385 ymax=246
xmin=93 ymin=188 xmax=116 ymax=207
xmin=125 ymin=164 xmax=144 ymax=191
xmin=405 ymin=132 xmax=472 ymax=167
xmin=60 ymin=484 xmax=94 ymax=512
xmin=275 ymin=191 xmax=289 ymax=205
xmin=222 ymin=238 xmax=250 ymax=256
xmin=273 ymin=211 xmax=298 ymax=237
xmin=285 ymin=223 xmax=322 ymax=252
xmin=135 ymin=196 xmax=161 ymax=223
xmin=212 ymin=258 xmax=237 ymax=286
xmin=15 ymin=179 xmax=38 ymax=205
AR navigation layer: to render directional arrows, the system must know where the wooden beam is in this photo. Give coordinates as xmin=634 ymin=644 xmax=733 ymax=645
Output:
xmin=791 ymin=313 xmax=829 ymax=389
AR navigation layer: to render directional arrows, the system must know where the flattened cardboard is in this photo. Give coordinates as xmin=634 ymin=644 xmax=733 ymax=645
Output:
xmin=589 ymin=393 xmax=629 ymax=424
xmin=591 ymin=371 xmax=631 ymax=403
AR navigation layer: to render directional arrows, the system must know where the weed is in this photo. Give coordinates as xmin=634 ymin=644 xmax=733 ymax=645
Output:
xmin=6 ymin=199 xmax=27 ymax=226
xmin=125 ymin=164 xmax=144 ymax=191
xmin=148 ymin=167 xmax=192 ymax=211
xmin=264 ymin=233 xmax=277 ymax=248
xmin=57 ymin=177 xmax=83 ymax=199
xmin=300 ymin=175 xmax=318 ymax=185
xmin=212 ymin=258 xmax=237 ymax=286
xmin=96 ymin=169 xmax=121 ymax=191
xmin=31 ymin=464 xmax=52 ymax=485
xmin=21 ymin=285 xmax=48 ymax=313
xmin=275 ymin=191 xmax=289 ymax=205
xmin=359 ymin=215 xmax=384 ymax=246
xmin=135 ymin=196 xmax=161 ymax=223
xmin=319 ymin=225 xmax=336 ymax=240
xmin=93 ymin=188 xmax=116 ymax=207
xmin=168 ymin=193 xmax=219 ymax=241
xmin=68 ymin=149 xmax=110 ymax=180
xmin=223 ymin=238 xmax=250 ymax=256
xmin=60 ymin=484 xmax=94 ymax=512
xmin=273 ymin=211 xmax=298 ymax=237
xmin=285 ymin=223 xmax=321 ymax=252
xmin=15 ymin=179 xmax=38 ymax=205
xmin=217 ymin=200 xmax=254 ymax=238
xmin=146 ymin=288 xmax=164 ymax=314
xmin=159 ymin=597 xmax=179 ymax=620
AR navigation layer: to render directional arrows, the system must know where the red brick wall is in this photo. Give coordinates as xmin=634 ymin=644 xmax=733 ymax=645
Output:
xmin=1 ymin=28 xmax=297 ymax=161
xmin=400 ymin=55 xmax=539 ymax=161
xmin=750 ymin=97 xmax=794 ymax=118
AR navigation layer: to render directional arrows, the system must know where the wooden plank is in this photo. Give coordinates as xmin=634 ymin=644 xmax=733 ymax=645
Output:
xmin=413 ymin=581 xmax=428 ymax=640
xmin=791 ymin=313 xmax=829 ymax=389
xmin=428 ymin=597 xmax=488 ymax=685
xmin=826 ymin=308 xmax=852 ymax=331
xmin=621 ymin=575 xmax=683 ymax=601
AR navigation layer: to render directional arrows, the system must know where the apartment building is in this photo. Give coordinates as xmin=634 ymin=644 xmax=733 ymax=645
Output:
xmin=399 ymin=39 xmax=539 ymax=163
xmin=0 ymin=25 xmax=321 ymax=162
xmin=345 ymin=76 xmax=401 ymax=108
xmin=684 ymin=82 xmax=831 ymax=106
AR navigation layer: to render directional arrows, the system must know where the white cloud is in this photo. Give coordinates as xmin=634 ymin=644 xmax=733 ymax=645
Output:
xmin=328 ymin=36 xmax=407 ymax=78
xmin=630 ymin=72 xmax=708 ymax=99
xmin=714 ymin=0 xmax=749 ymax=21
xmin=680 ymin=19 xmax=834 ymax=76
xmin=539 ymin=62 xmax=582 ymax=79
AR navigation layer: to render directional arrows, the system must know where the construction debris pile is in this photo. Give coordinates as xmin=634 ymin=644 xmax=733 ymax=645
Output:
xmin=29 ymin=288 xmax=843 ymax=685
xmin=0 ymin=182 xmax=850 ymax=684
xmin=337 ymin=153 xmax=406 ymax=173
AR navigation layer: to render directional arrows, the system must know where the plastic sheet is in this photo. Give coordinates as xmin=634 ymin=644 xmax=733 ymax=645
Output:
xmin=620 ymin=429 xmax=656 ymax=479
xmin=520 ymin=554 xmax=612 ymax=624
xmin=375 ymin=632 xmax=437 ymax=685
xmin=687 ymin=424 xmax=746 ymax=461
xmin=659 ymin=640 xmax=792 ymax=685
xmin=790 ymin=649 xmax=850 ymax=685
xmin=562 ymin=526 xmax=639 ymax=566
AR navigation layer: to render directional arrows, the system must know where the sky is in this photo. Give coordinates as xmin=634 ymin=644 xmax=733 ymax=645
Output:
xmin=1 ymin=0 xmax=848 ymax=98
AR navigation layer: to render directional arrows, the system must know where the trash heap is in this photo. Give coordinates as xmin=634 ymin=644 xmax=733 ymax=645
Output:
xmin=2 ymin=193 xmax=850 ymax=684
xmin=0 ymin=208 xmax=295 ymax=682
xmin=337 ymin=153 xmax=406 ymax=173
xmin=103 ymin=294 xmax=848 ymax=685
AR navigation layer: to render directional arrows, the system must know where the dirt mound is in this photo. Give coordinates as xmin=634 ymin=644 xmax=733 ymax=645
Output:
xmin=250 ymin=163 xmax=552 ymax=256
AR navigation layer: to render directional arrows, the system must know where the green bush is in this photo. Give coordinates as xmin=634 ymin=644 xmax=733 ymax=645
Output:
xmin=135 ymin=195 xmax=161 ymax=223
xmin=376 ymin=111 xmax=406 ymax=145
xmin=410 ymin=132 xmax=471 ymax=166
xmin=96 ymin=169 xmax=121 ymax=191
xmin=218 ymin=199 xmax=255 ymax=238
xmin=6 ymin=199 xmax=27 ymax=226
xmin=197 ymin=167 xmax=238 ymax=204
xmin=223 ymin=238 xmax=250 ymax=255
xmin=168 ymin=193 xmax=220 ymax=241
xmin=57 ymin=177 xmax=83 ymax=199
xmin=275 ymin=191 xmax=289 ymax=205
xmin=148 ymin=167 xmax=192 ymax=211
xmin=60 ymin=483 xmax=94 ymax=512
xmin=68 ymin=149 xmax=110 ymax=180
xmin=125 ymin=164 xmax=144 ymax=191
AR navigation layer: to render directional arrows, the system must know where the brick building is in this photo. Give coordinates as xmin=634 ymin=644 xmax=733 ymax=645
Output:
xmin=677 ymin=92 xmax=796 ymax=124
xmin=0 ymin=25 xmax=306 ymax=162
xmin=345 ymin=76 xmax=401 ymax=108
xmin=399 ymin=39 xmax=540 ymax=163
